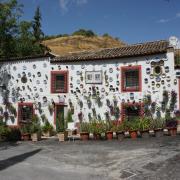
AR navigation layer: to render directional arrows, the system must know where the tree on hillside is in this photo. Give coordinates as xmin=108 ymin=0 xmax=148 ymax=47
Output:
xmin=72 ymin=29 xmax=96 ymax=37
xmin=32 ymin=6 xmax=44 ymax=42
xmin=0 ymin=0 xmax=22 ymax=58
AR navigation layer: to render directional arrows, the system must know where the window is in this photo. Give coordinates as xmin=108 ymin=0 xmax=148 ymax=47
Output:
xmin=121 ymin=65 xmax=141 ymax=92
xmin=51 ymin=71 xmax=68 ymax=93
xmin=18 ymin=103 xmax=33 ymax=123
xmin=85 ymin=71 xmax=102 ymax=84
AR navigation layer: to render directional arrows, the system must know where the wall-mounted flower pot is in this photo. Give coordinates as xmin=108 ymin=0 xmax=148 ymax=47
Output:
xmin=130 ymin=131 xmax=137 ymax=139
xmin=106 ymin=131 xmax=113 ymax=140
xmin=80 ymin=132 xmax=89 ymax=141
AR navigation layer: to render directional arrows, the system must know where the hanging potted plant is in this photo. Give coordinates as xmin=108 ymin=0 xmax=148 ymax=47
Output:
xmin=80 ymin=122 xmax=90 ymax=141
xmin=29 ymin=115 xmax=41 ymax=142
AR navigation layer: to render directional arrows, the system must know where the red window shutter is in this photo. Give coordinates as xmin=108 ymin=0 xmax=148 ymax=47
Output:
xmin=51 ymin=73 xmax=56 ymax=93
xmin=18 ymin=105 xmax=22 ymax=123
xmin=64 ymin=73 xmax=68 ymax=93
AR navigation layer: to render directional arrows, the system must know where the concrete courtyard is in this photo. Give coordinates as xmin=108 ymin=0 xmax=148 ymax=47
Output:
xmin=0 ymin=136 xmax=180 ymax=180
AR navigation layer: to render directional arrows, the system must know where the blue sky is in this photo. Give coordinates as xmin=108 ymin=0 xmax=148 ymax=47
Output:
xmin=18 ymin=0 xmax=180 ymax=44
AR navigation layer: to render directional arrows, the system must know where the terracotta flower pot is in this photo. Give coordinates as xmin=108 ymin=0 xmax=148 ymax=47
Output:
xmin=168 ymin=127 xmax=177 ymax=136
xmin=154 ymin=128 xmax=164 ymax=138
xmin=31 ymin=132 xmax=41 ymax=142
xmin=93 ymin=133 xmax=101 ymax=140
xmin=140 ymin=130 xmax=149 ymax=138
xmin=43 ymin=131 xmax=52 ymax=137
xmin=21 ymin=133 xmax=31 ymax=141
xmin=80 ymin=132 xmax=89 ymax=141
xmin=130 ymin=131 xmax=137 ymax=139
xmin=106 ymin=131 xmax=113 ymax=140
xmin=116 ymin=131 xmax=124 ymax=141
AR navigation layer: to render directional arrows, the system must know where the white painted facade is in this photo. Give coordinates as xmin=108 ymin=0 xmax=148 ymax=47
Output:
xmin=0 ymin=44 xmax=179 ymax=128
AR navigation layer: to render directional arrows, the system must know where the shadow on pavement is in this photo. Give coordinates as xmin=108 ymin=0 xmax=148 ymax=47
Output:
xmin=0 ymin=148 xmax=41 ymax=171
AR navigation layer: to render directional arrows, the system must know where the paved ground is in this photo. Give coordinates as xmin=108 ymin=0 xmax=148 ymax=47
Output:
xmin=0 ymin=136 xmax=180 ymax=180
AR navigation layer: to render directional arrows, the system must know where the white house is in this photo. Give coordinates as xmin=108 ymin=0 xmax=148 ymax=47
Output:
xmin=0 ymin=38 xmax=180 ymax=129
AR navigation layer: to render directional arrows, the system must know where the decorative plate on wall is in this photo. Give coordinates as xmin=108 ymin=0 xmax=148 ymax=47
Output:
xmin=28 ymin=72 xmax=31 ymax=77
xmin=81 ymin=64 xmax=85 ymax=69
xmin=151 ymin=61 xmax=156 ymax=67
xmin=58 ymin=65 xmax=61 ymax=70
xmin=150 ymin=74 xmax=154 ymax=79
xmin=156 ymin=84 xmax=160 ymax=88
xmin=13 ymin=66 xmax=16 ymax=71
xmin=77 ymin=79 xmax=80 ymax=84
xmin=44 ymin=80 xmax=47 ymax=84
xmin=146 ymin=58 xmax=150 ymax=64
xmin=43 ymin=63 xmax=47 ymax=68
xmin=162 ymin=73 xmax=166 ymax=78
xmin=159 ymin=60 xmax=164 ymax=66
xmin=40 ymin=88 xmax=43 ymax=92
xmin=165 ymin=66 xmax=169 ymax=73
xmin=144 ymin=78 xmax=148 ymax=84
xmin=156 ymin=77 xmax=161 ymax=82
xmin=174 ymin=79 xmax=177 ymax=85
xmin=109 ymin=68 xmax=113 ymax=73
xmin=71 ymin=65 xmax=74 ymax=70
xmin=161 ymin=80 xmax=165 ymax=85
xmin=76 ymin=71 xmax=80 ymax=75
xmin=37 ymin=72 xmax=41 ymax=77
xmin=33 ymin=64 xmax=36 ymax=69
xmin=101 ymin=88 xmax=105 ymax=92
xmin=152 ymin=81 xmax=155 ymax=86
xmin=109 ymin=77 xmax=113 ymax=82
xmin=146 ymin=68 xmax=151 ymax=74
xmin=23 ymin=65 xmax=27 ymax=70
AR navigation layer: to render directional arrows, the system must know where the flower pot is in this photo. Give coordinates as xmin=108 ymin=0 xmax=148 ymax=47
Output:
xmin=106 ymin=131 xmax=113 ymax=140
xmin=43 ymin=131 xmax=52 ymax=137
xmin=149 ymin=130 xmax=155 ymax=137
xmin=58 ymin=132 xmax=65 ymax=142
xmin=163 ymin=128 xmax=169 ymax=136
xmin=168 ymin=127 xmax=177 ymax=136
xmin=21 ymin=133 xmax=31 ymax=141
xmin=154 ymin=129 xmax=164 ymax=137
xmin=80 ymin=132 xmax=89 ymax=141
xmin=130 ymin=131 xmax=137 ymax=139
xmin=31 ymin=132 xmax=41 ymax=142
xmin=116 ymin=131 xmax=124 ymax=141
xmin=93 ymin=133 xmax=101 ymax=140
xmin=140 ymin=130 xmax=149 ymax=138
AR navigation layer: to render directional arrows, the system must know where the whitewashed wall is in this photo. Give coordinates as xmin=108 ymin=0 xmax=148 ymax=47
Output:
xmin=0 ymin=50 xmax=179 ymax=127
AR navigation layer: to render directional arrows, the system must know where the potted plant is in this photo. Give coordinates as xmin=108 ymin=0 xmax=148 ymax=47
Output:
xmin=138 ymin=117 xmax=150 ymax=138
xmin=166 ymin=118 xmax=177 ymax=136
xmin=20 ymin=124 xmax=31 ymax=141
xmin=30 ymin=115 xmax=41 ymax=142
xmin=56 ymin=113 xmax=67 ymax=142
xmin=80 ymin=122 xmax=90 ymax=141
xmin=105 ymin=120 xmax=113 ymax=140
xmin=129 ymin=119 xmax=139 ymax=139
xmin=90 ymin=120 xmax=105 ymax=140
xmin=153 ymin=118 xmax=165 ymax=137
xmin=115 ymin=122 xmax=125 ymax=141
xmin=0 ymin=121 xmax=11 ymax=141
xmin=42 ymin=120 xmax=54 ymax=137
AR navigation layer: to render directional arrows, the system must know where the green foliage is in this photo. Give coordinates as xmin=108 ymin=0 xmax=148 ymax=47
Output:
xmin=29 ymin=115 xmax=41 ymax=134
xmin=0 ymin=121 xmax=11 ymax=139
xmin=20 ymin=124 xmax=30 ymax=134
xmin=89 ymin=120 xmax=106 ymax=134
xmin=80 ymin=122 xmax=90 ymax=133
xmin=72 ymin=29 xmax=96 ymax=37
xmin=42 ymin=121 xmax=53 ymax=133
xmin=138 ymin=117 xmax=151 ymax=131
xmin=56 ymin=113 xmax=65 ymax=133
xmin=32 ymin=6 xmax=44 ymax=42
xmin=66 ymin=110 xmax=73 ymax=123
xmin=0 ymin=0 xmax=45 ymax=58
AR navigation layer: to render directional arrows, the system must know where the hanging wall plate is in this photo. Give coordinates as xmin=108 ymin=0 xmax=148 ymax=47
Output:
xmin=23 ymin=65 xmax=27 ymax=70
xmin=151 ymin=61 xmax=156 ymax=67
xmin=44 ymin=80 xmax=47 ymax=84
xmin=109 ymin=77 xmax=113 ymax=82
xmin=109 ymin=68 xmax=113 ymax=73
xmin=162 ymin=73 xmax=166 ymax=78
xmin=81 ymin=64 xmax=85 ymax=69
xmin=43 ymin=63 xmax=47 ymax=68
xmin=13 ymin=66 xmax=16 ymax=71
xmin=152 ymin=81 xmax=155 ymax=86
xmin=166 ymin=76 xmax=171 ymax=82
xmin=77 ymin=79 xmax=80 ymax=84
xmin=146 ymin=68 xmax=151 ymax=74
xmin=156 ymin=84 xmax=160 ymax=88
xmin=101 ymin=88 xmax=105 ymax=92
xmin=28 ymin=72 xmax=31 ymax=77
xmin=165 ymin=66 xmax=169 ymax=73
xmin=76 ymin=71 xmax=80 ymax=75
xmin=33 ymin=64 xmax=36 ymax=69
xmin=146 ymin=58 xmax=150 ymax=64
xmin=144 ymin=78 xmax=148 ymax=84
xmin=156 ymin=77 xmax=161 ymax=82
xmin=174 ymin=79 xmax=177 ymax=85
xmin=150 ymin=74 xmax=154 ymax=79
xmin=161 ymin=80 xmax=165 ymax=85
xmin=37 ymin=72 xmax=41 ymax=77
xmin=159 ymin=60 xmax=164 ymax=66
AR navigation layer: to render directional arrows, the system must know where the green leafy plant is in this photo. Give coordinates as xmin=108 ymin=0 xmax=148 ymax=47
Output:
xmin=20 ymin=124 xmax=30 ymax=134
xmin=56 ymin=113 xmax=65 ymax=133
xmin=89 ymin=120 xmax=106 ymax=134
xmin=42 ymin=121 xmax=53 ymax=133
xmin=80 ymin=122 xmax=90 ymax=133
xmin=138 ymin=117 xmax=151 ymax=131
xmin=29 ymin=115 xmax=41 ymax=134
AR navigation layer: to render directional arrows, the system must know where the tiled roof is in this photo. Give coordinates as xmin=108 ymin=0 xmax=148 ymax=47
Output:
xmin=51 ymin=40 xmax=169 ymax=63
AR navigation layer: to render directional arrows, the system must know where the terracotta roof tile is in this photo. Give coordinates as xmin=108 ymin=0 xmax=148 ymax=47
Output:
xmin=51 ymin=40 xmax=169 ymax=63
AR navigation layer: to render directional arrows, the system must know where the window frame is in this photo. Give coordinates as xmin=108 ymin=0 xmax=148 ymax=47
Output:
xmin=121 ymin=65 xmax=142 ymax=92
xmin=18 ymin=103 xmax=34 ymax=124
xmin=85 ymin=71 xmax=102 ymax=84
xmin=51 ymin=71 xmax=68 ymax=93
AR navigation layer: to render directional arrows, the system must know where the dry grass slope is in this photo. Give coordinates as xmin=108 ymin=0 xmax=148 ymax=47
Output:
xmin=42 ymin=35 xmax=126 ymax=56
